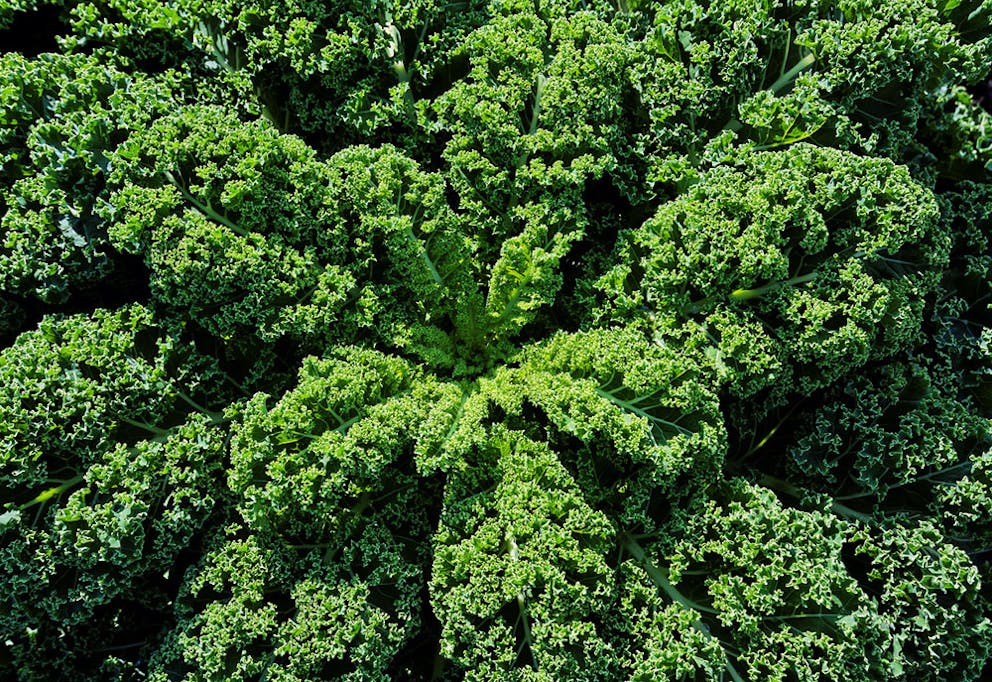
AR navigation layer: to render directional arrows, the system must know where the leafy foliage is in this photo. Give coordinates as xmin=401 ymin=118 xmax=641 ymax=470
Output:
xmin=1 ymin=0 xmax=991 ymax=680
xmin=597 ymin=143 xmax=949 ymax=404
xmin=0 ymin=51 xmax=172 ymax=306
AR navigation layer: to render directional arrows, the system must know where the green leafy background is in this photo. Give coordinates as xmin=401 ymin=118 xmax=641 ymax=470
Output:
xmin=1 ymin=0 xmax=992 ymax=679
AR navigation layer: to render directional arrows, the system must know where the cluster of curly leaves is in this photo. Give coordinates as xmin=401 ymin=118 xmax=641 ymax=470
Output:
xmin=2 ymin=0 xmax=992 ymax=680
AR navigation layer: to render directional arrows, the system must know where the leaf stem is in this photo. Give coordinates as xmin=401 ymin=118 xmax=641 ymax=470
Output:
xmin=163 ymin=170 xmax=249 ymax=236
xmin=759 ymin=474 xmax=874 ymax=523
xmin=730 ymin=272 xmax=818 ymax=301
xmin=506 ymin=532 xmax=537 ymax=671
xmin=19 ymin=475 xmax=85 ymax=510
xmin=621 ymin=533 xmax=745 ymax=682
xmin=767 ymin=53 xmax=815 ymax=94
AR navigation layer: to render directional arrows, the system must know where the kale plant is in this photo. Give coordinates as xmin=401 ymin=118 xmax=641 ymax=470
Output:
xmin=1 ymin=0 xmax=992 ymax=680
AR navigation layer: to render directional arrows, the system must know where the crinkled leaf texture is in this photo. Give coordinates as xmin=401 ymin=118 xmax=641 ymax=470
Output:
xmin=1 ymin=0 xmax=992 ymax=679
